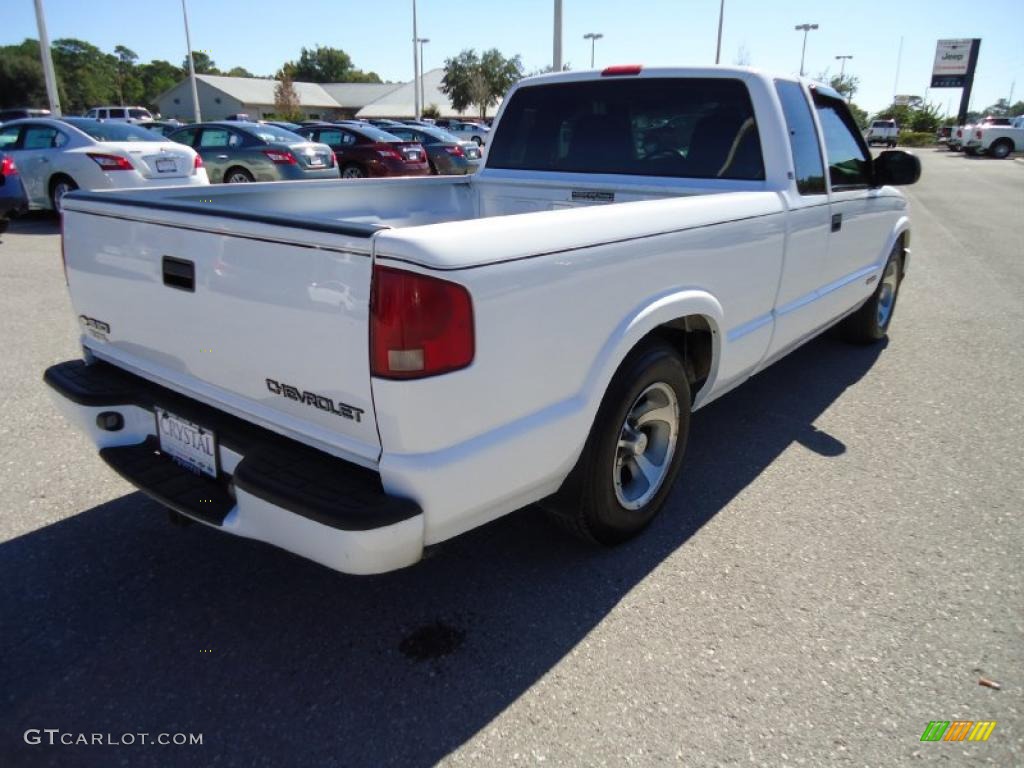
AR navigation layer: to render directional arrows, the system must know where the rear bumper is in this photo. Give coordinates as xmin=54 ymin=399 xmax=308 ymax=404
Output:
xmin=44 ymin=359 xmax=424 ymax=575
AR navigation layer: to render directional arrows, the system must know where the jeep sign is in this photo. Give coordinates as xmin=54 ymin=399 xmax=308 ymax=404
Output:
xmin=931 ymin=38 xmax=980 ymax=88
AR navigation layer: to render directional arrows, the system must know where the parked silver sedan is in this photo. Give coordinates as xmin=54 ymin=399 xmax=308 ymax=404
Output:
xmin=167 ymin=122 xmax=337 ymax=183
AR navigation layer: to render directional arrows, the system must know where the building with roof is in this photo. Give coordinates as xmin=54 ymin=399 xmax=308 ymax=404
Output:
xmin=155 ymin=69 xmax=477 ymax=122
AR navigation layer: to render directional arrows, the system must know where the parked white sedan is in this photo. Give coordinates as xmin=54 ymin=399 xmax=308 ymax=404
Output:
xmin=446 ymin=120 xmax=491 ymax=145
xmin=0 ymin=117 xmax=208 ymax=213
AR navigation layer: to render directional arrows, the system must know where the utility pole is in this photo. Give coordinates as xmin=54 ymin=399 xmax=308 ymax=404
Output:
xmin=583 ymin=33 xmax=603 ymax=69
xmin=181 ymin=0 xmax=201 ymax=122
xmin=794 ymin=24 xmax=818 ymax=77
xmin=33 ymin=0 xmax=61 ymax=116
xmin=893 ymin=35 xmax=904 ymax=104
xmin=553 ymin=0 xmax=563 ymax=71
xmin=715 ymin=0 xmax=725 ymax=65
xmin=412 ymin=0 xmax=421 ymax=119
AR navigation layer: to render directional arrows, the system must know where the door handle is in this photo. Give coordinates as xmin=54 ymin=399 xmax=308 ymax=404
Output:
xmin=831 ymin=213 xmax=842 ymax=232
xmin=162 ymin=256 xmax=195 ymax=292
xmin=216 ymin=154 xmax=229 ymax=160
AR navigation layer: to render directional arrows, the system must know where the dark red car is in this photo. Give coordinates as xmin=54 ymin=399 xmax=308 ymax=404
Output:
xmin=295 ymin=124 xmax=430 ymax=178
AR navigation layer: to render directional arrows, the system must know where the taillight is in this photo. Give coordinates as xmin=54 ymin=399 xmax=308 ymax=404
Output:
xmin=370 ymin=265 xmax=474 ymax=379
xmin=444 ymin=145 xmax=465 ymax=157
xmin=263 ymin=149 xmax=297 ymax=164
xmin=193 ymin=153 xmax=203 ymax=171
xmin=975 ymin=130 xmax=982 ymax=139
xmin=87 ymin=153 xmax=134 ymax=171
xmin=374 ymin=144 xmax=403 ymax=160
xmin=602 ymin=64 xmax=643 ymax=76
xmin=0 ymin=155 xmax=17 ymax=176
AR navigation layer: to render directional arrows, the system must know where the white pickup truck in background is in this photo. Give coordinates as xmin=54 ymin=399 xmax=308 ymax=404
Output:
xmin=46 ymin=66 xmax=920 ymax=575
xmin=963 ymin=115 xmax=1024 ymax=158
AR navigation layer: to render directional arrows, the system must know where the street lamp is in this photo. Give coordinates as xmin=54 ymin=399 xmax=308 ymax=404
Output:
xmin=835 ymin=54 xmax=853 ymax=79
xmin=181 ymin=0 xmax=201 ymax=121
xmin=583 ymin=32 xmax=603 ymax=68
xmin=416 ymin=38 xmax=430 ymax=115
xmin=794 ymin=23 xmax=819 ymax=77
xmin=411 ymin=0 xmax=420 ymax=119
xmin=715 ymin=0 xmax=725 ymax=65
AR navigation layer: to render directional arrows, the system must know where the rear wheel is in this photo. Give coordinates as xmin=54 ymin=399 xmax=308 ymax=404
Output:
xmin=989 ymin=139 xmax=1014 ymax=159
xmin=471 ymin=136 xmax=483 ymax=146
xmin=341 ymin=163 xmax=366 ymax=179
xmin=49 ymin=176 xmax=78 ymax=215
xmin=544 ymin=341 xmax=690 ymax=545
xmin=840 ymin=242 xmax=903 ymax=344
xmin=224 ymin=167 xmax=253 ymax=183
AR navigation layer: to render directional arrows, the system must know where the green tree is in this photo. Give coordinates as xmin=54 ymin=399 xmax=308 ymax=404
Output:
xmin=0 ymin=39 xmax=47 ymax=109
xmin=421 ymin=103 xmax=441 ymax=119
xmin=114 ymin=45 xmax=145 ymax=105
xmin=225 ymin=66 xmax=254 ymax=78
xmin=138 ymin=59 xmax=182 ymax=109
xmin=52 ymin=38 xmax=119 ymax=113
xmin=183 ymin=51 xmax=218 ymax=75
xmin=278 ymin=46 xmax=380 ymax=83
xmin=442 ymin=48 xmax=523 ymax=118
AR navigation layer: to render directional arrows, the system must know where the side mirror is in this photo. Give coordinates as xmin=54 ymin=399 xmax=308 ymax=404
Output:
xmin=874 ymin=150 xmax=921 ymax=186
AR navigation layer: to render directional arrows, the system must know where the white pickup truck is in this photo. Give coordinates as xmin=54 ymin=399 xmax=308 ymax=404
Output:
xmin=963 ymin=115 xmax=1024 ymax=158
xmin=46 ymin=67 xmax=920 ymax=575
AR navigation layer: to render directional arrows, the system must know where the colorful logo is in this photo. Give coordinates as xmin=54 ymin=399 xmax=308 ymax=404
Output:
xmin=920 ymin=721 xmax=997 ymax=742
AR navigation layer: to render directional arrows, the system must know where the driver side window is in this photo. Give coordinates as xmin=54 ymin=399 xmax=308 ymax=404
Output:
xmin=814 ymin=96 xmax=872 ymax=190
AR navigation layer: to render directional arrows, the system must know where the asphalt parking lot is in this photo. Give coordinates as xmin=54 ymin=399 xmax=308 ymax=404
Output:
xmin=1 ymin=148 xmax=1021 ymax=767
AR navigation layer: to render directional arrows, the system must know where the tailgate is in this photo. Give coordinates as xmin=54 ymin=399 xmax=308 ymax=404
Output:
xmin=60 ymin=200 xmax=382 ymax=466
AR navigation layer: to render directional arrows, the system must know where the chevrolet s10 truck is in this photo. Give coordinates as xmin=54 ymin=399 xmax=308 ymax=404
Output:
xmin=45 ymin=67 xmax=920 ymax=574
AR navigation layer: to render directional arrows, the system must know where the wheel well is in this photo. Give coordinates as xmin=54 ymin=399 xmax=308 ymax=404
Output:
xmin=993 ymin=137 xmax=1015 ymax=150
xmin=223 ymin=165 xmax=250 ymax=182
xmin=48 ymin=173 xmax=74 ymax=195
xmin=646 ymin=315 xmax=715 ymax=401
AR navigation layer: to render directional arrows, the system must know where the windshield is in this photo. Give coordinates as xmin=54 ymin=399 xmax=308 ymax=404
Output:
xmin=243 ymin=124 xmax=306 ymax=143
xmin=62 ymin=118 xmax=163 ymax=142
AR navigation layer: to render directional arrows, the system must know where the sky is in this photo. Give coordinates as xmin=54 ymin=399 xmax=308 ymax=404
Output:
xmin=4 ymin=0 xmax=1023 ymax=115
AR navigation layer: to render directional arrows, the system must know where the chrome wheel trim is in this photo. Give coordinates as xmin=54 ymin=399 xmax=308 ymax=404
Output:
xmin=613 ymin=382 xmax=680 ymax=511
xmin=226 ymin=171 xmax=251 ymax=183
xmin=341 ymin=166 xmax=364 ymax=178
xmin=876 ymin=258 xmax=900 ymax=328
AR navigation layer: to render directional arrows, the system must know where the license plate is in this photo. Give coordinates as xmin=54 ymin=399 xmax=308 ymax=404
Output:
xmin=308 ymin=156 xmax=324 ymax=166
xmin=155 ymin=158 xmax=177 ymax=173
xmin=155 ymin=408 xmax=217 ymax=478
xmin=405 ymin=151 xmax=420 ymax=160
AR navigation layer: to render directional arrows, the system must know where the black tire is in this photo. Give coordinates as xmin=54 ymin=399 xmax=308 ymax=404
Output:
xmin=543 ymin=340 xmax=691 ymax=545
xmin=341 ymin=163 xmax=366 ymax=179
xmin=471 ymin=136 xmax=483 ymax=146
xmin=840 ymin=242 xmax=904 ymax=344
xmin=989 ymin=139 xmax=1014 ymax=159
xmin=224 ymin=166 xmax=253 ymax=183
xmin=49 ymin=175 xmax=78 ymax=215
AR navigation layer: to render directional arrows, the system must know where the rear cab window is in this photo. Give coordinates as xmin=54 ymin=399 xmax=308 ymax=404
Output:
xmin=486 ymin=77 xmax=765 ymax=180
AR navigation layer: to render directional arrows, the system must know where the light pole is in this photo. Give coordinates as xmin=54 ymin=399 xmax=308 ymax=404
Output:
xmin=794 ymin=23 xmax=818 ymax=77
xmin=412 ymin=0 xmax=420 ymax=119
xmin=715 ymin=0 xmax=725 ymax=65
xmin=553 ymin=0 xmax=563 ymax=71
xmin=416 ymin=38 xmax=430 ymax=115
xmin=32 ymin=0 xmax=61 ymax=116
xmin=583 ymin=33 xmax=603 ymax=68
xmin=181 ymin=0 xmax=201 ymax=122
xmin=835 ymin=54 xmax=853 ymax=79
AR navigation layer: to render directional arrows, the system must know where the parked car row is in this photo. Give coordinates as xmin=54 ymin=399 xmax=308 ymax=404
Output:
xmin=947 ymin=115 xmax=1022 ymax=158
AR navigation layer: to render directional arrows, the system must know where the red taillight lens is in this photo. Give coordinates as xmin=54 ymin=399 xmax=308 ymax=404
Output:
xmin=87 ymin=153 xmax=134 ymax=171
xmin=444 ymin=145 xmax=465 ymax=157
xmin=374 ymin=144 xmax=403 ymax=160
xmin=975 ymin=130 xmax=982 ymax=139
xmin=1 ymin=155 xmax=17 ymax=176
xmin=602 ymin=64 xmax=643 ymax=76
xmin=193 ymin=153 xmax=203 ymax=170
xmin=370 ymin=266 xmax=474 ymax=379
xmin=263 ymin=149 xmax=297 ymax=164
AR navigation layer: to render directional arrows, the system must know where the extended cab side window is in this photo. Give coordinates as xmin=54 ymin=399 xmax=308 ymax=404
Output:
xmin=774 ymin=80 xmax=825 ymax=195
xmin=813 ymin=95 xmax=872 ymax=190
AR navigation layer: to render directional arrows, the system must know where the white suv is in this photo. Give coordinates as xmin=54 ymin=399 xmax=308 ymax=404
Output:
xmin=84 ymin=106 xmax=154 ymax=122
